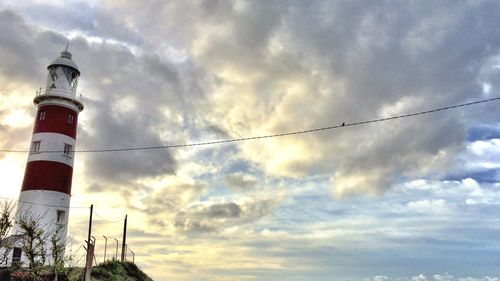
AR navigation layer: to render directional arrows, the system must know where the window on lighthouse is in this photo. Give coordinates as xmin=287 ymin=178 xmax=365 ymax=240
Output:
xmin=64 ymin=143 xmax=73 ymax=157
xmin=30 ymin=141 xmax=41 ymax=154
xmin=38 ymin=111 xmax=46 ymax=121
xmin=56 ymin=210 xmax=65 ymax=223
xmin=12 ymin=247 xmax=21 ymax=265
xmin=67 ymin=113 xmax=75 ymax=125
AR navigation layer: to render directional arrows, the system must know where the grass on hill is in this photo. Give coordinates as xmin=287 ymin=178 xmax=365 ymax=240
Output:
xmin=91 ymin=260 xmax=153 ymax=281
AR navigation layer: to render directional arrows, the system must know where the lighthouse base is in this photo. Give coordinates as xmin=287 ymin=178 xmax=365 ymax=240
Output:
xmin=2 ymin=190 xmax=72 ymax=267
xmin=14 ymin=190 xmax=70 ymax=233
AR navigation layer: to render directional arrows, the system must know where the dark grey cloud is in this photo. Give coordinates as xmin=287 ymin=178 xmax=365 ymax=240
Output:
xmin=142 ymin=183 xmax=207 ymax=214
xmin=174 ymin=198 xmax=277 ymax=233
xmin=79 ymin=98 xmax=177 ymax=186
xmin=0 ymin=10 xmax=68 ymax=85
xmin=6 ymin=2 xmax=142 ymax=46
xmin=224 ymin=173 xmax=257 ymax=191
xmin=205 ymin=202 xmax=241 ymax=218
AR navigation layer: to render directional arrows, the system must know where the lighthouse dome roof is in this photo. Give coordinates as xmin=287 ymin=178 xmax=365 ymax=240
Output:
xmin=47 ymin=50 xmax=80 ymax=75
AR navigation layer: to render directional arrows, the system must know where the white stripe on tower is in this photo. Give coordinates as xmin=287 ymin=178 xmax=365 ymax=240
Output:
xmin=27 ymin=133 xmax=76 ymax=166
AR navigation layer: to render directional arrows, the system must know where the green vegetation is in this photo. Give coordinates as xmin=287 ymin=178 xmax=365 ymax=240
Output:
xmin=91 ymin=260 xmax=153 ymax=281
xmin=0 ymin=261 xmax=152 ymax=281
xmin=0 ymin=266 xmax=82 ymax=281
xmin=0 ymin=203 xmax=151 ymax=280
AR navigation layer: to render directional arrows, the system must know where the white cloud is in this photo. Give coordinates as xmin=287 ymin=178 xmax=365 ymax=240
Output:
xmin=366 ymin=274 xmax=500 ymax=281
xmin=407 ymin=199 xmax=448 ymax=214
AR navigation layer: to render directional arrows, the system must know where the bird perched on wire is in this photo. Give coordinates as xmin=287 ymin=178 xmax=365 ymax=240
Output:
xmin=341 ymin=122 xmax=345 ymax=126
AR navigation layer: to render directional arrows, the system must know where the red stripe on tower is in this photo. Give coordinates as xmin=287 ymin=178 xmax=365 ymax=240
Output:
xmin=33 ymin=105 xmax=79 ymax=138
xmin=21 ymin=161 xmax=73 ymax=194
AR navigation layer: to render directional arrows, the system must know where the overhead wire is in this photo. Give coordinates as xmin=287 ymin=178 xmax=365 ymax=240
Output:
xmin=0 ymin=96 xmax=499 ymax=154
xmin=0 ymin=95 xmax=498 ymax=218
xmin=18 ymin=201 xmax=89 ymax=209
xmin=0 ymin=196 xmax=125 ymax=224
xmin=0 ymin=195 xmax=88 ymax=209
xmin=93 ymin=210 xmax=124 ymax=223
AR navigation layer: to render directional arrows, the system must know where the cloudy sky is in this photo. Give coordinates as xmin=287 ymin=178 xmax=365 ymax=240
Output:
xmin=1 ymin=0 xmax=500 ymax=280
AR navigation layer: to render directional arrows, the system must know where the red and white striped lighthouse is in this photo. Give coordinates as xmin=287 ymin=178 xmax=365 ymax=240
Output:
xmin=14 ymin=48 xmax=83 ymax=247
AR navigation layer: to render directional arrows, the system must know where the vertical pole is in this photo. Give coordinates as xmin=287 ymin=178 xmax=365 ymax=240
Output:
xmin=102 ymin=235 xmax=108 ymax=262
xmin=87 ymin=205 xmax=93 ymax=251
xmin=91 ymin=236 xmax=97 ymax=266
xmin=121 ymin=215 xmax=127 ymax=262
xmin=83 ymin=243 xmax=94 ymax=281
xmin=128 ymin=246 xmax=134 ymax=263
xmin=114 ymin=238 xmax=119 ymax=260
xmin=83 ymin=204 xmax=93 ymax=281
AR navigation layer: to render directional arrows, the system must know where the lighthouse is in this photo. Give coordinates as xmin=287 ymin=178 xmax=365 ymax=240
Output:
xmin=12 ymin=48 xmax=83 ymax=262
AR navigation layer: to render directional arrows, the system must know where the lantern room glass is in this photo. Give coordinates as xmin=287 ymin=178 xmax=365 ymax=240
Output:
xmin=46 ymin=65 xmax=79 ymax=91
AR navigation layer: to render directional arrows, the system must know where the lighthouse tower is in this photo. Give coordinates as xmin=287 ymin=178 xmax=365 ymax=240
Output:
xmin=13 ymin=48 xmax=83 ymax=254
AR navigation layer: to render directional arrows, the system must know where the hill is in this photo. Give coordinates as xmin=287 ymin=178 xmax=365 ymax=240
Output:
xmin=91 ymin=260 xmax=154 ymax=281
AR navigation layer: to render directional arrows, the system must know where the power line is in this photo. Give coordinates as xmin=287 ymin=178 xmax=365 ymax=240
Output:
xmin=0 ymin=196 xmax=88 ymax=209
xmin=93 ymin=210 xmax=123 ymax=223
xmin=1 ymin=96 xmax=499 ymax=154
xmin=18 ymin=201 xmax=89 ymax=209
xmin=0 ymin=196 xmax=127 ymax=215
xmin=0 ymin=197 xmax=126 ymax=222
